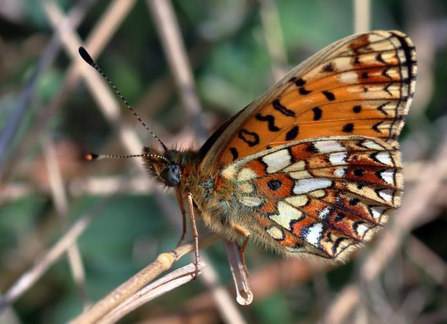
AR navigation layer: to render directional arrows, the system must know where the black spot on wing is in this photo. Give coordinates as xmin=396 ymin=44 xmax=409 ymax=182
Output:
xmin=230 ymin=148 xmax=238 ymax=161
xmin=255 ymin=114 xmax=281 ymax=132
xmin=267 ymin=179 xmax=282 ymax=191
xmin=312 ymin=107 xmax=322 ymax=121
xmin=306 ymin=143 xmax=319 ymax=153
xmin=238 ymin=129 xmax=260 ymax=147
xmin=349 ymin=198 xmax=360 ymax=206
xmin=322 ymin=62 xmax=335 ymax=72
xmin=299 ymin=87 xmax=312 ymax=95
xmin=353 ymin=105 xmax=362 ymax=113
xmin=294 ymin=78 xmax=306 ymax=86
xmin=342 ymin=123 xmax=354 ymax=133
xmin=354 ymin=169 xmax=365 ymax=177
xmin=322 ymin=91 xmax=335 ymax=101
xmin=285 ymin=125 xmax=299 ymax=141
xmin=272 ymin=99 xmax=295 ymax=117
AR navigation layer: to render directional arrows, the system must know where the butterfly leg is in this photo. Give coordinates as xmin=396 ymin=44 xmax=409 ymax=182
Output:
xmin=175 ymin=190 xmax=187 ymax=247
xmin=231 ymin=224 xmax=251 ymax=277
xmin=186 ymin=192 xmax=200 ymax=278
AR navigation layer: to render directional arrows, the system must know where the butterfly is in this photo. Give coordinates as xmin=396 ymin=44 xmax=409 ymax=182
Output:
xmin=81 ymin=30 xmax=416 ymax=271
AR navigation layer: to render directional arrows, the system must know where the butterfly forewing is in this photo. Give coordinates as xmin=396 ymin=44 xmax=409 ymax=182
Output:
xmin=218 ymin=136 xmax=403 ymax=260
xmin=200 ymin=31 xmax=416 ymax=170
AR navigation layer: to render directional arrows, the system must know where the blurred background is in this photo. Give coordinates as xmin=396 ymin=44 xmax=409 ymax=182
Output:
xmin=0 ymin=0 xmax=446 ymax=323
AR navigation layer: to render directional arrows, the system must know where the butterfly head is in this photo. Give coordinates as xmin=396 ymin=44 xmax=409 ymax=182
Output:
xmin=142 ymin=146 xmax=182 ymax=187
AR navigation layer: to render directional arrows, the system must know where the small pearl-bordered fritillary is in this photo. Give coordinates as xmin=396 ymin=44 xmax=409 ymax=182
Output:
xmin=81 ymin=30 xmax=416 ymax=271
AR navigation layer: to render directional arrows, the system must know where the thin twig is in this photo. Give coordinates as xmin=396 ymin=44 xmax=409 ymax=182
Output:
xmin=146 ymin=0 xmax=207 ymax=141
xmin=353 ymin=0 xmax=371 ymax=33
xmin=42 ymin=0 xmax=145 ymax=172
xmin=0 ymin=0 xmax=94 ymax=178
xmin=100 ymin=262 xmax=207 ymax=323
xmin=0 ymin=202 xmax=107 ymax=312
xmin=70 ymin=233 xmax=219 ymax=324
xmin=41 ymin=134 xmax=89 ymax=308
xmin=258 ymin=0 xmax=288 ymax=80
xmin=0 ymin=0 xmax=138 ymax=187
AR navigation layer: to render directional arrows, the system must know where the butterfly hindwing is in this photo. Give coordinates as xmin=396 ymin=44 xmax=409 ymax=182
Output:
xmin=218 ymin=137 xmax=402 ymax=260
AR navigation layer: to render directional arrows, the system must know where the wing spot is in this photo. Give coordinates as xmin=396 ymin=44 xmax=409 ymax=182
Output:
xmin=285 ymin=125 xmax=299 ymax=141
xmin=322 ymin=62 xmax=335 ymax=72
xmin=342 ymin=123 xmax=354 ymax=133
xmin=349 ymin=198 xmax=360 ymax=206
xmin=238 ymin=129 xmax=260 ymax=147
xmin=306 ymin=143 xmax=319 ymax=153
xmin=353 ymin=105 xmax=362 ymax=113
xmin=354 ymin=169 xmax=365 ymax=177
xmin=272 ymin=99 xmax=296 ymax=117
xmin=361 ymin=72 xmax=369 ymax=79
xmin=335 ymin=213 xmax=346 ymax=222
xmin=322 ymin=91 xmax=335 ymax=101
xmin=229 ymin=148 xmax=238 ymax=161
xmin=294 ymin=78 xmax=306 ymax=86
xmin=312 ymin=107 xmax=322 ymax=121
xmin=299 ymin=87 xmax=312 ymax=95
xmin=267 ymin=179 xmax=282 ymax=191
xmin=255 ymin=113 xmax=281 ymax=132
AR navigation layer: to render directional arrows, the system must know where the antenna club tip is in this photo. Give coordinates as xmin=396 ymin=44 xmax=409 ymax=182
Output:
xmin=79 ymin=47 xmax=94 ymax=66
xmin=85 ymin=153 xmax=99 ymax=161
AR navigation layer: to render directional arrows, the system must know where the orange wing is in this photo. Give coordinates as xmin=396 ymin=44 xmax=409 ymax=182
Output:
xmin=200 ymin=30 xmax=416 ymax=171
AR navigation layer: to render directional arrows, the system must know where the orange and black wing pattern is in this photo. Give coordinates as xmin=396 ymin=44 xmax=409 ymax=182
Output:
xmin=201 ymin=30 xmax=416 ymax=170
xmin=204 ymin=31 xmax=415 ymax=260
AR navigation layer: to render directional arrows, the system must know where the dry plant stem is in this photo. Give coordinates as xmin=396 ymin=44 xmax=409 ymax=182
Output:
xmin=0 ymin=0 xmax=138 ymax=186
xmin=146 ymin=0 xmax=206 ymax=141
xmin=100 ymin=262 xmax=206 ymax=324
xmin=0 ymin=0 xmax=92 ymax=181
xmin=42 ymin=0 xmax=145 ymax=171
xmin=42 ymin=135 xmax=89 ymax=307
xmin=258 ymin=0 xmax=288 ymax=81
xmin=70 ymin=233 xmax=219 ymax=324
xmin=353 ymin=0 xmax=371 ymax=33
xmin=0 ymin=210 xmax=97 ymax=312
xmin=325 ymin=133 xmax=447 ymax=324
xmin=406 ymin=236 xmax=447 ymax=286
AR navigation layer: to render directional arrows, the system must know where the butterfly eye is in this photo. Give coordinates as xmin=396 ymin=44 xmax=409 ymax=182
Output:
xmin=161 ymin=164 xmax=181 ymax=187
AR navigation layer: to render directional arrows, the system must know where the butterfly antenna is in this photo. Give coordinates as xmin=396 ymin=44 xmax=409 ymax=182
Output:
xmin=85 ymin=152 xmax=170 ymax=164
xmin=78 ymin=47 xmax=168 ymax=152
